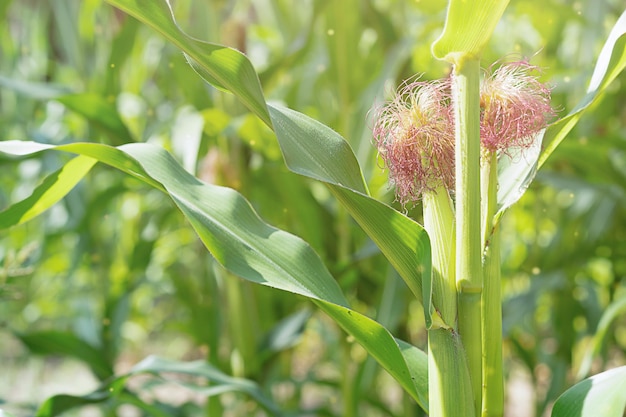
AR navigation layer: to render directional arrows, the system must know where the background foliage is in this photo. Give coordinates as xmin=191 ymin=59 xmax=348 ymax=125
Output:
xmin=1 ymin=0 xmax=625 ymax=416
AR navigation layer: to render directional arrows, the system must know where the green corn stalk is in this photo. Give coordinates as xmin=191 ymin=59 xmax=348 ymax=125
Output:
xmin=452 ymin=59 xmax=483 ymax=416
xmin=481 ymin=151 xmax=504 ymax=417
xmin=423 ymin=185 xmax=476 ymax=417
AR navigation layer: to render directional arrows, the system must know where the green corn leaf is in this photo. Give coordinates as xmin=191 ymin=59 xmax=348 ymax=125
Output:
xmin=136 ymin=140 xmax=423 ymax=409
xmin=0 ymin=140 xmax=428 ymax=410
xmin=120 ymin=142 xmax=350 ymax=305
xmin=551 ymin=366 xmax=626 ymax=417
xmin=0 ymin=154 xmax=97 ymax=229
xmin=539 ymin=9 xmax=626 ymax=168
xmin=268 ymin=104 xmax=430 ymax=303
xmin=35 ymin=355 xmax=284 ymax=417
xmin=0 ymin=140 xmax=348 ymax=306
xmin=496 ymin=10 xmax=626 ymax=220
xmin=267 ymin=104 xmax=368 ymax=194
xmin=102 ymin=0 xmax=429 ymax=305
xmin=316 ymin=301 xmax=429 ymax=409
xmin=3 ymin=0 xmax=433 ymax=407
xmin=104 ymin=0 xmax=271 ymax=127
xmin=102 ymin=0 xmax=430 ymax=323
xmin=431 ymin=0 xmax=510 ymax=65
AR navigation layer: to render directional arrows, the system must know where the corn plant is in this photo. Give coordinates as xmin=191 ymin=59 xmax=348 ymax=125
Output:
xmin=1 ymin=0 xmax=626 ymax=416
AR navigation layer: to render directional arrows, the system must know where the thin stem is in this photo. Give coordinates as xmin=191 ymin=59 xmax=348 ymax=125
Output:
xmin=453 ymin=59 xmax=483 ymax=415
xmin=481 ymin=151 xmax=504 ymax=417
xmin=482 ymin=232 xmax=504 ymax=416
xmin=341 ymin=338 xmax=357 ymax=417
xmin=225 ymin=276 xmax=259 ymax=377
xmin=481 ymin=152 xmax=496 ymax=250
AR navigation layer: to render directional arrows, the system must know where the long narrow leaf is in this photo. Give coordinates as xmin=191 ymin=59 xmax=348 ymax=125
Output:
xmin=35 ymin=355 xmax=284 ymax=417
xmin=496 ymin=10 xmax=626 ymax=218
xmin=0 ymin=140 xmax=429 ymax=410
xmin=268 ymin=105 xmax=429 ymax=301
xmin=119 ymin=142 xmax=429 ymax=410
xmin=539 ymin=10 xmax=626 ymax=168
xmin=102 ymin=0 xmax=430 ymax=321
xmin=103 ymin=0 xmax=430 ymax=301
xmin=119 ymin=142 xmax=349 ymax=305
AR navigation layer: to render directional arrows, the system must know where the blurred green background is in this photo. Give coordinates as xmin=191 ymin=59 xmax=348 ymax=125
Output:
xmin=1 ymin=0 xmax=625 ymax=416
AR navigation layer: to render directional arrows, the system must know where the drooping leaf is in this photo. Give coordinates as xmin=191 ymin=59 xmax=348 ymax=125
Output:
xmin=4 ymin=0 xmax=433 ymax=406
xmin=120 ymin=142 xmax=429 ymax=409
xmin=431 ymin=0 xmax=510 ymax=65
xmin=34 ymin=355 xmax=283 ymax=417
xmin=102 ymin=0 xmax=430 ymax=320
xmin=119 ymin=142 xmax=350 ymax=305
xmin=0 ymin=140 xmax=429 ymax=410
xmin=551 ymin=366 xmax=626 ymax=417
xmin=102 ymin=0 xmax=430 ymax=322
xmin=317 ymin=300 xmax=429 ymax=410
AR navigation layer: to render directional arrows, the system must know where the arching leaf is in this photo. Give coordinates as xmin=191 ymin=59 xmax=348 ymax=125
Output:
xmin=102 ymin=0 xmax=431 ymax=318
xmin=539 ymin=10 xmax=626 ymax=168
xmin=0 ymin=140 xmax=428 ymax=410
xmin=496 ymin=10 xmax=626 ymax=218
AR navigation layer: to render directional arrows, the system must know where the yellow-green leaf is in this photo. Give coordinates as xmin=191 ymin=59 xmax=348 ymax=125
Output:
xmin=431 ymin=0 xmax=510 ymax=65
